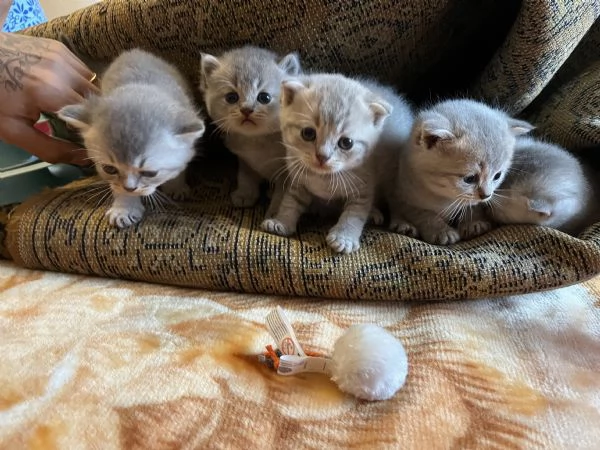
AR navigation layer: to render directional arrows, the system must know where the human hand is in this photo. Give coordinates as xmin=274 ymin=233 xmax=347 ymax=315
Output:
xmin=0 ymin=32 xmax=99 ymax=165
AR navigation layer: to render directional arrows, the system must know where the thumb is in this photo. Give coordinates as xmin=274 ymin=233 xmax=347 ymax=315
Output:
xmin=0 ymin=118 xmax=88 ymax=165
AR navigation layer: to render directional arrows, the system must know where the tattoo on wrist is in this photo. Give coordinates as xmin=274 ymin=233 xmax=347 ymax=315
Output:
xmin=0 ymin=33 xmax=49 ymax=92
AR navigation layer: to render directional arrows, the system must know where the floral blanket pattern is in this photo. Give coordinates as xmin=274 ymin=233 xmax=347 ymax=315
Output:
xmin=1 ymin=0 xmax=45 ymax=32
xmin=1 ymin=260 xmax=599 ymax=449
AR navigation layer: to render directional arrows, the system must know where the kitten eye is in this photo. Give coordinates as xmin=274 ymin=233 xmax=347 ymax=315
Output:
xmin=140 ymin=170 xmax=158 ymax=178
xmin=338 ymin=137 xmax=354 ymax=151
xmin=463 ymin=174 xmax=479 ymax=184
xmin=257 ymin=92 xmax=272 ymax=104
xmin=301 ymin=127 xmax=316 ymax=141
xmin=225 ymin=92 xmax=239 ymax=104
xmin=493 ymin=171 xmax=502 ymax=181
xmin=102 ymin=164 xmax=118 ymax=175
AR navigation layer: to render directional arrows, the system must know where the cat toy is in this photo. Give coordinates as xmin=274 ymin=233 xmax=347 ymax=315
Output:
xmin=259 ymin=306 xmax=408 ymax=401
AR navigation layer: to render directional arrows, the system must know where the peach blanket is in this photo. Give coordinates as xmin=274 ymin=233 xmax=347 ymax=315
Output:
xmin=1 ymin=260 xmax=599 ymax=449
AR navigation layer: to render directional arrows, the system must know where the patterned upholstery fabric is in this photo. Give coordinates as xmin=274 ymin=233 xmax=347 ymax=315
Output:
xmin=3 ymin=0 xmax=600 ymax=301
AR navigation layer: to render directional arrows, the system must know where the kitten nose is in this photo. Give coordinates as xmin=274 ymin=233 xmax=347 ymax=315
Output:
xmin=124 ymin=186 xmax=136 ymax=192
xmin=316 ymin=154 xmax=330 ymax=165
xmin=240 ymin=107 xmax=254 ymax=117
xmin=480 ymin=192 xmax=492 ymax=200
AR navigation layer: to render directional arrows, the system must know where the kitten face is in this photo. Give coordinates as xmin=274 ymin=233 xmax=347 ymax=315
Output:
xmin=201 ymin=46 xmax=300 ymax=137
xmin=410 ymin=100 xmax=534 ymax=209
xmin=279 ymin=75 xmax=391 ymax=175
xmin=59 ymin=89 xmax=204 ymax=196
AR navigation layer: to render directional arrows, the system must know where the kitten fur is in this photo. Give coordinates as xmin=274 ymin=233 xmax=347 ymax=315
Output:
xmin=58 ymin=49 xmax=205 ymax=228
xmin=489 ymin=136 xmax=597 ymax=235
xmin=261 ymin=73 xmax=413 ymax=254
xmin=200 ymin=46 xmax=301 ymax=216
xmin=389 ymin=99 xmax=534 ymax=245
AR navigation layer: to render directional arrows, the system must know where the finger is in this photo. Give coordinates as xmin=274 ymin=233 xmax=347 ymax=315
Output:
xmin=54 ymin=41 xmax=96 ymax=78
xmin=1 ymin=118 xmax=88 ymax=165
xmin=74 ymin=73 xmax=101 ymax=97
xmin=35 ymin=85 xmax=85 ymax=117
xmin=58 ymin=64 xmax=100 ymax=97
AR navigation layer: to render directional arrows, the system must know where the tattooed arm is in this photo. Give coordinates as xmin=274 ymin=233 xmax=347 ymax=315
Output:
xmin=0 ymin=32 xmax=98 ymax=164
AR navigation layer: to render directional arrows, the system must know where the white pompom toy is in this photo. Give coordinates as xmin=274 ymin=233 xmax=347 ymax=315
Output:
xmin=330 ymin=324 xmax=408 ymax=401
xmin=259 ymin=307 xmax=408 ymax=401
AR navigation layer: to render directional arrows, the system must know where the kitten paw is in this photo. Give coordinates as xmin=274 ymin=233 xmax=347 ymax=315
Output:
xmin=261 ymin=218 xmax=294 ymax=236
xmin=459 ymin=220 xmax=492 ymax=240
xmin=326 ymin=229 xmax=361 ymax=254
xmin=422 ymin=227 xmax=461 ymax=246
xmin=107 ymin=204 xmax=145 ymax=228
xmin=389 ymin=219 xmax=418 ymax=238
xmin=161 ymin=183 xmax=191 ymax=201
xmin=369 ymin=208 xmax=385 ymax=226
xmin=231 ymin=188 xmax=259 ymax=208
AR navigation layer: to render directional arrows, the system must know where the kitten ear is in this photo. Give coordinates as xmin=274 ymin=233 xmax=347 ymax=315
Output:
xmin=57 ymin=103 xmax=92 ymax=130
xmin=508 ymin=118 xmax=535 ymax=136
xmin=200 ymin=53 xmax=220 ymax=90
xmin=528 ymin=199 xmax=553 ymax=218
xmin=369 ymin=99 xmax=392 ymax=127
xmin=280 ymin=79 xmax=305 ymax=107
xmin=418 ymin=112 xmax=456 ymax=149
xmin=176 ymin=119 xmax=206 ymax=146
xmin=278 ymin=52 xmax=301 ymax=76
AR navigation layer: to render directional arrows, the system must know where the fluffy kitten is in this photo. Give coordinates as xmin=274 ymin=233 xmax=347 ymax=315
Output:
xmin=58 ymin=49 xmax=205 ymax=228
xmin=261 ymin=74 xmax=413 ymax=254
xmin=388 ymin=99 xmax=534 ymax=245
xmin=200 ymin=46 xmax=301 ymax=216
xmin=488 ymin=136 xmax=597 ymax=234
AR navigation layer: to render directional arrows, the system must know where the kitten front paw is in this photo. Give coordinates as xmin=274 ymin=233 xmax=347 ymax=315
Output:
xmin=161 ymin=182 xmax=191 ymax=201
xmin=231 ymin=187 xmax=259 ymax=208
xmin=459 ymin=220 xmax=492 ymax=240
xmin=421 ymin=226 xmax=461 ymax=246
xmin=389 ymin=219 xmax=419 ymax=238
xmin=107 ymin=203 xmax=145 ymax=228
xmin=369 ymin=207 xmax=385 ymax=226
xmin=326 ymin=228 xmax=361 ymax=254
xmin=261 ymin=218 xmax=294 ymax=236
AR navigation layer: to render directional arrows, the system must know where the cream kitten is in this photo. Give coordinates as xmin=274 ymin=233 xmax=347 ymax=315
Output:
xmin=200 ymin=46 xmax=301 ymax=216
xmin=58 ymin=49 xmax=205 ymax=228
xmin=388 ymin=99 xmax=534 ymax=245
xmin=489 ymin=136 xmax=597 ymax=235
xmin=261 ymin=74 xmax=413 ymax=254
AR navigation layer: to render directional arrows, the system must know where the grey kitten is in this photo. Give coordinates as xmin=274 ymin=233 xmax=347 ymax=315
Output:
xmin=388 ymin=99 xmax=534 ymax=245
xmin=58 ymin=49 xmax=205 ymax=228
xmin=261 ymin=73 xmax=413 ymax=254
xmin=489 ymin=136 xmax=597 ymax=235
xmin=200 ymin=46 xmax=301 ymax=216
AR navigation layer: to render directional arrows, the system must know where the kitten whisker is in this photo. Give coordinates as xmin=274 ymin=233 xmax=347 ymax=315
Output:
xmin=83 ymin=185 xmax=112 ymax=206
xmin=290 ymin=160 xmax=305 ymax=190
xmin=154 ymin=189 xmax=178 ymax=207
xmin=93 ymin=189 xmax=113 ymax=210
xmin=282 ymin=159 xmax=303 ymax=189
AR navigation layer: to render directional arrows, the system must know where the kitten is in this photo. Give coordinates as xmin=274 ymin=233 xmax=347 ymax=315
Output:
xmin=58 ymin=49 xmax=205 ymax=228
xmin=200 ymin=46 xmax=301 ymax=216
xmin=488 ymin=136 xmax=597 ymax=234
xmin=261 ymin=73 xmax=413 ymax=254
xmin=388 ymin=99 xmax=534 ymax=245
